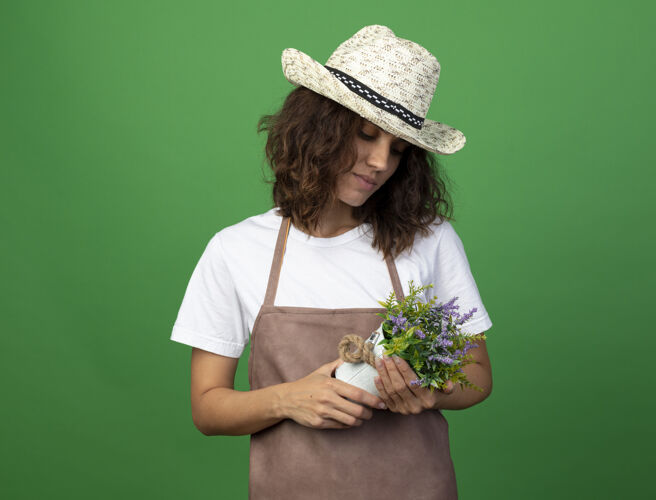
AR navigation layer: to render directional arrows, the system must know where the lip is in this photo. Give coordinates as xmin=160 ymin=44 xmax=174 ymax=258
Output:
xmin=353 ymin=173 xmax=376 ymax=190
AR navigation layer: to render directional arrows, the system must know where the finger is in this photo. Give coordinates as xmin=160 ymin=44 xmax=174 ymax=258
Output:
xmin=384 ymin=356 xmax=419 ymax=406
xmin=388 ymin=356 xmax=423 ymax=398
xmin=443 ymin=380 xmax=454 ymax=394
xmin=375 ymin=357 xmax=405 ymax=409
xmin=321 ymin=408 xmax=364 ymax=427
xmin=329 ymin=392 xmax=374 ymax=421
xmin=317 ymin=358 xmax=344 ymax=377
xmin=373 ymin=376 xmax=396 ymax=411
xmin=316 ymin=390 xmax=373 ymax=425
xmin=331 ymin=378 xmax=386 ymax=410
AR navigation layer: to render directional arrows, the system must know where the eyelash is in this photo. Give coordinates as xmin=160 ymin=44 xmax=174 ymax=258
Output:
xmin=358 ymin=131 xmax=404 ymax=156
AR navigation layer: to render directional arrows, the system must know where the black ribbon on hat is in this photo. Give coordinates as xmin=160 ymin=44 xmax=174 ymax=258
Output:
xmin=324 ymin=65 xmax=424 ymax=130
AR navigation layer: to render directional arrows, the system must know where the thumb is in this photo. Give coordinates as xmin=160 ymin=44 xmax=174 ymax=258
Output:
xmin=444 ymin=380 xmax=455 ymax=394
xmin=318 ymin=358 xmax=344 ymax=377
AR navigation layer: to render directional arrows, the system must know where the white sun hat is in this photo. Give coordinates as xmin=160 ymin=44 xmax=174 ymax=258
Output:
xmin=281 ymin=24 xmax=466 ymax=155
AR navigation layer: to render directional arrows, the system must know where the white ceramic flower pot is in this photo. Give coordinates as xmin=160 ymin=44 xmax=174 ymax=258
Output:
xmin=335 ymin=324 xmax=386 ymax=398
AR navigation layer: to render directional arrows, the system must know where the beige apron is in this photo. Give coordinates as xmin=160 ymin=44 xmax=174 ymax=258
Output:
xmin=247 ymin=216 xmax=458 ymax=499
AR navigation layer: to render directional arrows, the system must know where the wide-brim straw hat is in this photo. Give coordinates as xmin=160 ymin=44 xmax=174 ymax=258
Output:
xmin=281 ymin=24 xmax=466 ymax=155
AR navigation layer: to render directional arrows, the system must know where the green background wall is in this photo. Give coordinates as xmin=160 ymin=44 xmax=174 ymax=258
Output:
xmin=2 ymin=1 xmax=654 ymax=498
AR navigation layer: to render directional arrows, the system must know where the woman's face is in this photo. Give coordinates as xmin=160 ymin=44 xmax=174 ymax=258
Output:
xmin=335 ymin=119 xmax=411 ymax=207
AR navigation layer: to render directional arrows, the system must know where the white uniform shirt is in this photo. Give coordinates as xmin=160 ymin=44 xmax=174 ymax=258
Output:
xmin=171 ymin=207 xmax=493 ymax=358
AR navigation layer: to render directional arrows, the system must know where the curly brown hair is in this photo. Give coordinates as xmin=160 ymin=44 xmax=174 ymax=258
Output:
xmin=257 ymin=86 xmax=455 ymax=260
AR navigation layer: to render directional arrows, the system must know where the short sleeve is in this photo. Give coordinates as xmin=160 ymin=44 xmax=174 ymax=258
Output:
xmin=170 ymin=232 xmax=249 ymax=358
xmin=426 ymin=221 xmax=493 ymax=335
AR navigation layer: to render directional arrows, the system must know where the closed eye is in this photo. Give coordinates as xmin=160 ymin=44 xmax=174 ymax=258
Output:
xmin=358 ymin=130 xmax=405 ymax=156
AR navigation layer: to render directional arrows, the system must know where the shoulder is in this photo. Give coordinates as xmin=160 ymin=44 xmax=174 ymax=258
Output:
xmin=409 ymin=218 xmax=461 ymax=256
xmin=211 ymin=206 xmax=282 ymax=260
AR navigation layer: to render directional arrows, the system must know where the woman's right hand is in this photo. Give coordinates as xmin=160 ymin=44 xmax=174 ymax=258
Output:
xmin=278 ymin=358 xmax=387 ymax=430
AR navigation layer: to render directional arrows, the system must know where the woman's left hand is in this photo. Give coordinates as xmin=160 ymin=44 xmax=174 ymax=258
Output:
xmin=374 ymin=355 xmax=454 ymax=414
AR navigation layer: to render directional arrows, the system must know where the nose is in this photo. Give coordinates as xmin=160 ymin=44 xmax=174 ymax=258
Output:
xmin=365 ymin=141 xmax=392 ymax=170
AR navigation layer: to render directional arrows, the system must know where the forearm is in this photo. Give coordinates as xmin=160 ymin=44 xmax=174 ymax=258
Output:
xmin=431 ymin=359 xmax=493 ymax=410
xmin=194 ymin=383 xmax=289 ymax=436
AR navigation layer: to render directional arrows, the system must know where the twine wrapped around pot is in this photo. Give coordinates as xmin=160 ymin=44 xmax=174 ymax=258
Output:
xmin=338 ymin=334 xmax=377 ymax=367
xmin=335 ymin=326 xmax=386 ymax=398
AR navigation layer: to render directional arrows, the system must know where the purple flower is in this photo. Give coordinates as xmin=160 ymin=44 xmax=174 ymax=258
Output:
xmin=440 ymin=319 xmax=451 ymax=336
xmin=434 ymin=335 xmax=453 ymax=348
xmin=390 ymin=312 xmax=407 ymax=328
xmin=439 ymin=355 xmax=455 ymax=365
xmin=454 ymin=339 xmax=479 ymax=357
xmin=389 ymin=312 xmax=408 ymax=335
xmin=436 ymin=297 xmax=460 ymax=316
xmin=414 ymin=328 xmax=426 ymax=339
xmin=427 ymin=354 xmax=455 ymax=365
xmin=455 ymin=307 xmax=478 ymax=325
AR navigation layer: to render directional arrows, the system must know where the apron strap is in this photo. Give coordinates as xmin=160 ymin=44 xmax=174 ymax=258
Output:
xmin=384 ymin=253 xmax=406 ymax=302
xmin=263 ymin=216 xmax=291 ymax=307
xmin=263 ymin=215 xmax=405 ymax=306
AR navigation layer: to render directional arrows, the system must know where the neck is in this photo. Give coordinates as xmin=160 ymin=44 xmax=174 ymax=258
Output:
xmin=306 ymin=200 xmax=361 ymax=238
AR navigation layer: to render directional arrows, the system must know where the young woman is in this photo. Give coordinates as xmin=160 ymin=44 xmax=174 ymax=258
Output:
xmin=171 ymin=25 xmax=493 ymax=500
